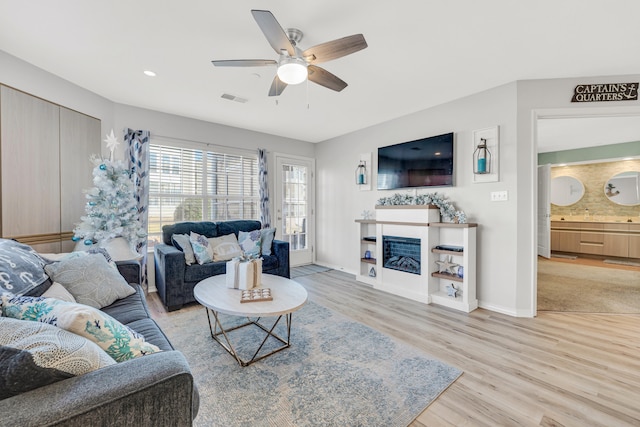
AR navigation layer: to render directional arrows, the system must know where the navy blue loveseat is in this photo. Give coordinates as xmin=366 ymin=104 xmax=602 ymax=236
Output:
xmin=154 ymin=220 xmax=290 ymax=311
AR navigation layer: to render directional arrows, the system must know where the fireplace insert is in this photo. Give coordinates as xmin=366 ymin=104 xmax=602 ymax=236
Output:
xmin=382 ymin=235 xmax=421 ymax=275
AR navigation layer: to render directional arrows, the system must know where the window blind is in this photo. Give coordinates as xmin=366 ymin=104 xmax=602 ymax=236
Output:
xmin=147 ymin=143 xmax=259 ymax=247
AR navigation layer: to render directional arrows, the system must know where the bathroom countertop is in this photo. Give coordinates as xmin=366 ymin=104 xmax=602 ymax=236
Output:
xmin=551 ymin=218 xmax=640 ymax=224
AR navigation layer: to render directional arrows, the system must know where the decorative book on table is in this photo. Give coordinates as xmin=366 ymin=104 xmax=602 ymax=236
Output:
xmin=240 ymin=288 xmax=273 ymax=303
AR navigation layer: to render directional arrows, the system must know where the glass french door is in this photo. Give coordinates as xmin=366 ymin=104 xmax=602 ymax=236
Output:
xmin=275 ymin=155 xmax=314 ymax=266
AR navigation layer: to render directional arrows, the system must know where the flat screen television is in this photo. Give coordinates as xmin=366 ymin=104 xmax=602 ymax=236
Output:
xmin=377 ymin=132 xmax=454 ymax=190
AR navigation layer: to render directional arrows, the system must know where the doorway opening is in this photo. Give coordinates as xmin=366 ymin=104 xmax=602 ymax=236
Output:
xmin=535 ymin=111 xmax=640 ymax=314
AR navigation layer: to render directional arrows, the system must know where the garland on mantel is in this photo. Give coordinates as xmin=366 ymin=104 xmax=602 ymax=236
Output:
xmin=376 ymin=192 xmax=467 ymax=224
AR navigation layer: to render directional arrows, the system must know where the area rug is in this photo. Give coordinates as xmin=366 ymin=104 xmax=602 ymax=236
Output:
xmin=538 ymin=259 xmax=640 ymax=313
xmin=157 ymin=301 xmax=462 ymax=427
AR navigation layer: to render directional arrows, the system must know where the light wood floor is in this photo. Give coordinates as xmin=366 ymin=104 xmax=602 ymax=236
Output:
xmin=148 ymin=269 xmax=640 ymax=427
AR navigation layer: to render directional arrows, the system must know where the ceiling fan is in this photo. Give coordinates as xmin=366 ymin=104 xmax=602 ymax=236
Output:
xmin=211 ymin=9 xmax=368 ymax=96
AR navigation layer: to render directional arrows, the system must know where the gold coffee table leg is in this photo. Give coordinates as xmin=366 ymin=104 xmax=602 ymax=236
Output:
xmin=205 ymin=308 xmax=293 ymax=367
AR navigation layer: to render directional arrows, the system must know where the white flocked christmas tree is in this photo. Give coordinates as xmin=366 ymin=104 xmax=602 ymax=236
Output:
xmin=73 ymin=130 xmax=146 ymax=254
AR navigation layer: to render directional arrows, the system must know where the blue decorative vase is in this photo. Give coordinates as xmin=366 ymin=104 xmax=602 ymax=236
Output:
xmin=457 ymin=266 xmax=464 ymax=278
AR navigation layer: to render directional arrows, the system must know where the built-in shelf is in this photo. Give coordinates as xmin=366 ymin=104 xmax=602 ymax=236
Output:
xmin=431 ymin=271 xmax=464 ymax=282
xmin=431 ymin=291 xmax=464 ymax=303
xmin=355 ymin=210 xmax=477 ymax=312
xmin=431 ymin=248 xmax=464 ymax=256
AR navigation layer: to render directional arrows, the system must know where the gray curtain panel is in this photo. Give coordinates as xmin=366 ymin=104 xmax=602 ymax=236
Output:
xmin=124 ymin=129 xmax=150 ymax=286
xmin=258 ymin=148 xmax=271 ymax=228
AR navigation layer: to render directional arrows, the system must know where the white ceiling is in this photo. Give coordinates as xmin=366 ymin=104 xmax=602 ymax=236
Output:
xmin=1 ymin=1 xmax=640 ymax=144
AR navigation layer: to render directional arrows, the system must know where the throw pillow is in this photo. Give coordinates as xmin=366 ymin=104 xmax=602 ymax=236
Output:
xmin=172 ymin=233 xmax=196 ymax=265
xmin=0 ymin=239 xmax=49 ymax=296
xmin=209 ymin=233 xmax=243 ymax=261
xmin=189 ymin=231 xmax=213 ymax=264
xmin=0 ymin=317 xmax=116 ymax=399
xmin=260 ymin=228 xmax=276 ymax=256
xmin=42 ymin=282 xmax=77 ymax=303
xmin=1 ymin=295 xmax=161 ymax=362
xmin=39 ymin=248 xmax=117 ymax=269
xmin=238 ymin=230 xmax=262 ymax=258
xmin=43 ymin=254 xmax=135 ymax=309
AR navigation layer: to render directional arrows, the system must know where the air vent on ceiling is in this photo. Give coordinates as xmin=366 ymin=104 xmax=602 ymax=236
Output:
xmin=221 ymin=93 xmax=248 ymax=103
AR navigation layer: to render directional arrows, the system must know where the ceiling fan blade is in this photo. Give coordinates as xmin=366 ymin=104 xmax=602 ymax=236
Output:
xmin=303 ymin=34 xmax=367 ymax=64
xmin=307 ymin=65 xmax=348 ymax=92
xmin=251 ymin=10 xmax=295 ymax=56
xmin=268 ymin=75 xmax=288 ymax=97
xmin=211 ymin=59 xmax=277 ymax=67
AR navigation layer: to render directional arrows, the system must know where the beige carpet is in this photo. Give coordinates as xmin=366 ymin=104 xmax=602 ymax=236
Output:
xmin=537 ymin=259 xmax=640 ymax=313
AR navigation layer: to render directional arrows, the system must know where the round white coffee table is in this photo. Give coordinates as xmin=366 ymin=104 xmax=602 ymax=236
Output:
xmin=193 ymin=274 xmax=308 ymax=366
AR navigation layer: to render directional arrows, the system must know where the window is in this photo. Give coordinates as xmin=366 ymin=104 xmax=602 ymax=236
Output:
xmin=147 ymin=143 xmax=259 ymax=247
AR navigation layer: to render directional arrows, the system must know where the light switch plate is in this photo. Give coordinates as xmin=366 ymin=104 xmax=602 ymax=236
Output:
xmin=491 ymin=191 xmax=508 ymax=201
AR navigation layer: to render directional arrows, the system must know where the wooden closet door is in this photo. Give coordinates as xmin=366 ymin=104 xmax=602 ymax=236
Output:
xmin=59 ymin=107 xmax=101 ymax=252
xmin=1 ymin=85 xmax=61 ymax=251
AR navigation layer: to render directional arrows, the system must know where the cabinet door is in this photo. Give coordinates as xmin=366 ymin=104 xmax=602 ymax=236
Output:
xmin=602 ymin=224 xmax=629 ymax=258
xmin=556 ymin=231 xmax=580 ymax=252
xmin=60 ymin=107 xmax=101 ymax=251
xmin=630 ymin=225 xmax=640 ymax=259
xmin=1 ymin=86 xmax=60 ymax=245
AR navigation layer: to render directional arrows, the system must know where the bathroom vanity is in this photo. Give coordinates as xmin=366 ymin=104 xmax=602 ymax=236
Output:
xmin=550 ymin=220 xmax=640 ymax=259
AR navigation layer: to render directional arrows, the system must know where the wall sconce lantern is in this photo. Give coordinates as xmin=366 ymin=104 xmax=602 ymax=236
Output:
xmin=356 ymin=160 xmax=367 ymax=185
xmin=473 ymin=138 xmax=492 ymax=174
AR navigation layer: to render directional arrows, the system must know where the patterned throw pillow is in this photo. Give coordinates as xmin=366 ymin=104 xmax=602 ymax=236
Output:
xmin=0 ymin=239 xmax=49 ymax=296
xmin=260 ymin=228 xmax=276 ymax=256
xmin=43 ymin=253 xmax=135 ymax=309
xmin=172 ymin=233 xmax=196 ymax=265
xmin=189 ymin=231 xmax=213 ymax=264
xmin=209 ymin=233 xmax=243 ymax=262
xmin=1 ymin=295 xmax=161 ymax=362
xmin=0 ymin=317 xmax=116 ymax=399
xmin=238 ymin=230 xmax=262 ymax=258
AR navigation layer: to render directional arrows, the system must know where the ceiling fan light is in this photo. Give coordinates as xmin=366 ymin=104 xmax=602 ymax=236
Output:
xmin=277 ymin=57 xmax=307 ymax=85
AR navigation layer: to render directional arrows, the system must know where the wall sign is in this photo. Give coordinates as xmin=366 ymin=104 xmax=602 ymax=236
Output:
xmin=571 ymin=83 xmax=638 ymax=102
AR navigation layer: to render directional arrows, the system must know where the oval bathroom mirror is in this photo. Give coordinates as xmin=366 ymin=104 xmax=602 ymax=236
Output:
xmin=604 ymin=171 xmax=640 ymax=206
xmin=550 ymin=176 xmax=585 ymax=206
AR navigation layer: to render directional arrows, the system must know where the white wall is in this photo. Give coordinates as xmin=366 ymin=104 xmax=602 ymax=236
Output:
xmin=114 ymin=103 xmax=314 ymax=158
xmin=315 ymin=82 xmax=521 ymax=315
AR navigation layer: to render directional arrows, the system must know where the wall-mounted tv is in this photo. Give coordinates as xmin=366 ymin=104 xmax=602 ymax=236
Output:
xmin=377 ymin=132 xmax=454 ymax=190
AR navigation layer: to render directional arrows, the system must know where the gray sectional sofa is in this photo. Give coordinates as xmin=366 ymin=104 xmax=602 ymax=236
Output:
xmin=0 ymin=259 xmax=199 ymax=426
xmin=154 ymin=220 xmax=290 ymax=311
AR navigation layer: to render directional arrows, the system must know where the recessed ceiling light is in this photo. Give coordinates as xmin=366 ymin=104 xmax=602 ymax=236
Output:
xmin=143 ymin=70 xmax=157 ymax=77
